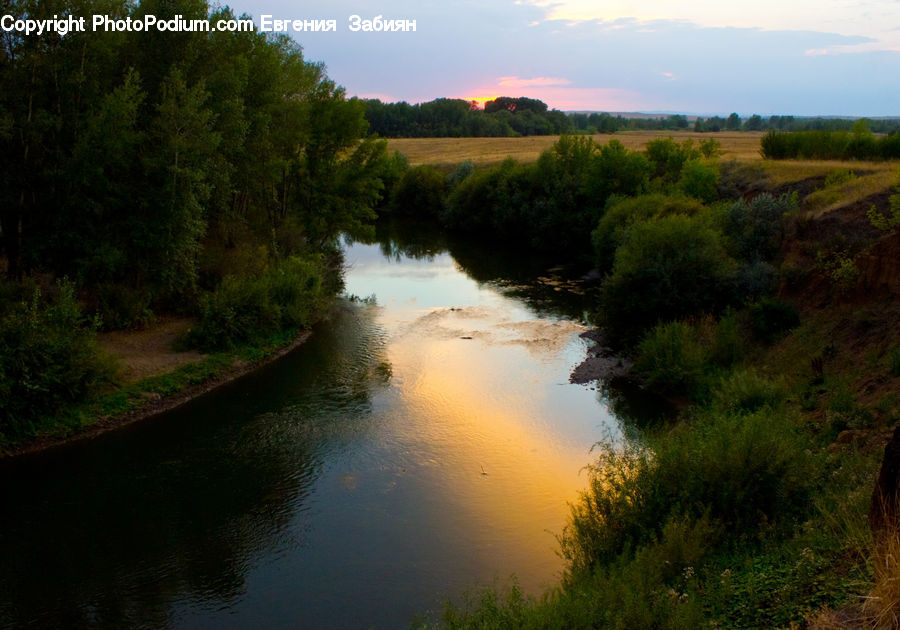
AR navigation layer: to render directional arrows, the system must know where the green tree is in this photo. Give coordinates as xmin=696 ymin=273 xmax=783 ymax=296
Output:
xmin=601 ymin=215 xmax=736 ymax=345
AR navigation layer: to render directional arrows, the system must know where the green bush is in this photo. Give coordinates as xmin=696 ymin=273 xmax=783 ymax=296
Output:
xmin=0 ymin=280 xmax=115 ymax=443
xmin=699 ymin=138 xmax=721 ymax=159
xmin=748 ymin=298 xmax=800 ymax=343
xmin=710 ymin=309 xmax=744 ymax=367
xmin=600 ymin=215 xmax=736 ymax=345
xmin=561 ymin=408 xmax=817 ymax=576
xmin=677 ymin=160 xmax=719 ymax=203
xmin=633 ymin=321 xmax=708 ymax=396
xmin=95 ymin=282 xmax=154 ymax=330
xmin=645 ymin=137 xmax=701 ymax=181
xmin=760 ymin=130 xmax=900 ymax=160
xmin=591 ymin=194 xmax=705 ymax=271
xmin=188 ymin=255 xmax=330 ymax=351
xmin=389 ymin=164 xmax=447 ymax=216
xmin=823 ymin=168 xmax=857 ymax=188
xmin=722 ymin=193 xmax=793 ymax=262
xmin=712 ymin=368 xmax=785 ymax=414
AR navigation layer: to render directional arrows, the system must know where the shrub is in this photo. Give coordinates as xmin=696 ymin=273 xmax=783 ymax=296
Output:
xmin=867 ymin=191 xmax=900 ymax=232
xmin=561 ymin=408 xmax=816 ymax=575
xmin=188 ymin=255 xmax=330 ymax=351
xmin=583 ymin=139 xmax=652 ymax=203
xmin=677 ymin=160 xmax=719 ymax=203
xmin=712 ymin=368 xmax=785 ymax=414
xmin=710 ymin=308 xmax=744 ymax=367
xmin=633 ymin=321 xmax=708 ymax=396
xmin=735 ymin=259 xmax=778 ymax=300
xmin=389 ymin=164 xmax=447 ymax=217
xmin=699 ymin=138 xmax=721 ymax=159
xmin=823 ymin=168 xmax=857 ymax=188
xmin=645 ymin=137 xmax=701 ymax=181
xmin=95 ymin=283 xmax=154 ymax=330
xmin=591 ymin=194 xmax=705 ymax=271
xmin=722 ymin=193 xmax=793 ymax=262
xmin=601 ymin=215 xmax=736 ymax=345
xmin=748 ymin=297 xmax=800 ymax=343
xmin=0 ymin=280 xmax=115 ymax=443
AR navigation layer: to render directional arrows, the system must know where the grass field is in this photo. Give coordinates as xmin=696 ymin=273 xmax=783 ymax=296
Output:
xmin=386 ymin=131 xmax=766 ymax=167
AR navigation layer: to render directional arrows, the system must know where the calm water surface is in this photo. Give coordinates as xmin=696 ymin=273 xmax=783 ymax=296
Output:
xmin=0 ymin=228 xmax=625 ymax=629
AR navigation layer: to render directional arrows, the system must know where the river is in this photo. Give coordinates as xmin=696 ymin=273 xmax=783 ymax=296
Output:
xmin=0 ymin=224 xmax=631 ymax=629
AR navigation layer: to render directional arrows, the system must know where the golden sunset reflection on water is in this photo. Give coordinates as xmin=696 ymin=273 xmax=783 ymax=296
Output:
xmin=344 ymin=241 xmax=620 ymax=590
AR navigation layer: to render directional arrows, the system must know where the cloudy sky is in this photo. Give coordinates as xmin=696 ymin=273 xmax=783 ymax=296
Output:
xmin=231 ymin=0 xmax=900 ymax=116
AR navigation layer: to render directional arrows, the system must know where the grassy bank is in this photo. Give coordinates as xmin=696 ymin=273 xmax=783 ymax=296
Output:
xmin=0 ymin=253 xmax=341 ymax=456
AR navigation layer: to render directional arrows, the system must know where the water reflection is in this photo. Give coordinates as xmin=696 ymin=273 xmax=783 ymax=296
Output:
xmin=0 ymin=306 xmax=389 ymax=629
xmin=2 ymin=226 xmax=621 ymax=629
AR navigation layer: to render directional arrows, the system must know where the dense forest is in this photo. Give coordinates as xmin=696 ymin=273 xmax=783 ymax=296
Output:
xmin=364 ymin=96 xmax=900 ymax=138
xmin=0 ymin=0 xmax=391 ymax=443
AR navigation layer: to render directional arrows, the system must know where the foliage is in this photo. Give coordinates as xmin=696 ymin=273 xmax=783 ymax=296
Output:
xmin=645 ymin=137 xmax=701 ymax=181
xmin=711 ymin=368 xmax=785 ymax=414
xmin=561 ymin=408 xmax=817 ymax=577
xmin=722 ymin=193 xmax=793 ymax=262
xmin=867 ymin=191 xmax=900 ymax=232
xmin=824 ymin=168 xmax=857 ymax=188
xmin=0 ymin=281 xmax=115 ymax=443
xmin=699 ymin=138 xmax=721 ymax=158
xmin=389 ymin=164 xmax=447 ymax=217
xmin=363 ymin=96 xmax=571 ymax=138
xmin=600 ymin=215 xmax=736 ymax=345
xmin=748 ymin=298 xmax=800 ymax=343
xmin=0 ymin=0 xmax=379 ymax=309
xmin=443 ymin=137 xmax=652 ymax=254
xmin=709 ymin=309 xmax=744 ymax=367
xmin=633 ymin=321 xmax=708 ymax=396
xmin=591 ymin=194 xmax=705 ymax=270
xmin=677 ymin=160 xmax=719 ymax=203
xmin=760 ymin=129 xmax=900 ymax=160
xmin=188 ymin=255 xmax=332 ymax=351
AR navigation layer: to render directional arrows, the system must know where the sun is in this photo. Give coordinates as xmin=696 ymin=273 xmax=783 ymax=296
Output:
xmin=463 ymin=95 xmax=502 ymax=109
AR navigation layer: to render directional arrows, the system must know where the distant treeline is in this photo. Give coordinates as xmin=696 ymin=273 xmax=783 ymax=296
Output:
xmin=761 ymin=127 xmax=900 ymax=160
xmin=364 ymin=97 xmax=900 ymax=138
xmin=363 ymin=96 xmax=571 ymax=137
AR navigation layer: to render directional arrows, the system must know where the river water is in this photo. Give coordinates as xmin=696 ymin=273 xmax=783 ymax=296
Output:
xmin=0 ymin=225 xmax=627 ymax=629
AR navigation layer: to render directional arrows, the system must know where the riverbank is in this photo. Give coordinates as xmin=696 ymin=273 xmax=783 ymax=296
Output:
xmin=0 ymin=323 xmax=317 ymax=459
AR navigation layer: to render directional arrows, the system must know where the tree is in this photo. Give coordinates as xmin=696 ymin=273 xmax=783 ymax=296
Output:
xmin=726 ymin=112 xmax=742 ymax=131
xmin=744 ymin=114 xmax=763 ymax=131
xmin=601 ymin=215 xmax=736 ymax=345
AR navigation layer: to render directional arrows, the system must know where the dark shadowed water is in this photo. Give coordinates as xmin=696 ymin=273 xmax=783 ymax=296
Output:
xmin=0 ymin=226 xmax=632 ymax=629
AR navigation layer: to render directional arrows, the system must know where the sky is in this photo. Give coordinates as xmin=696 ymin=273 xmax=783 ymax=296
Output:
xmin=230 ymin=0 xmax=900 ymax=116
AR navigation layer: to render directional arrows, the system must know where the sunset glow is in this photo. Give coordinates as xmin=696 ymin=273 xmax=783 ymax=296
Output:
xmin=463 ymin=95 xmax=502 ymax=109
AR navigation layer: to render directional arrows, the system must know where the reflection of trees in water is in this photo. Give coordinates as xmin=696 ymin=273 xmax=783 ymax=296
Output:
xmin=0 ymin=307 xmax=390 ymax=628
xmin=367 ymin=218 xmax=599 ymax=322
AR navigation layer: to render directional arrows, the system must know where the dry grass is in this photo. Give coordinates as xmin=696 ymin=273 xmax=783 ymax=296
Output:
xmin=386 ymin=130 xmax=765 ymax=168
xmin=803 ymin=167 xmax=900 ymax=218
xmin=863 ymin=528 xmax=900 ymax=629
